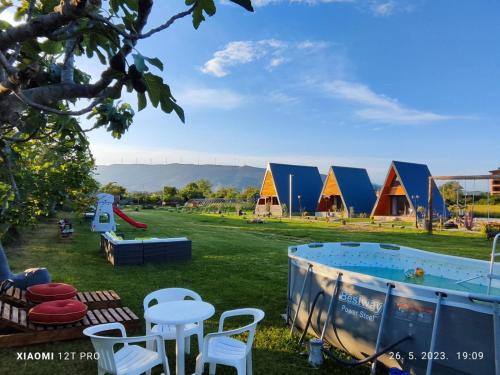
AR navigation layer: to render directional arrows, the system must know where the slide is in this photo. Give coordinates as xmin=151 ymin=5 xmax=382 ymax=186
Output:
xmin=113 ymin=206 xmax=148 ymax=229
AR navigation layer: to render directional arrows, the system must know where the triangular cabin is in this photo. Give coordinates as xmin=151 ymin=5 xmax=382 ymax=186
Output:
xmin=316 ymin=166 xmax=376 ymax=218
xmin=255 ymin=163 xmax=323 ymax=216
xmin=371 ymin=161 xmax=447 ymax=219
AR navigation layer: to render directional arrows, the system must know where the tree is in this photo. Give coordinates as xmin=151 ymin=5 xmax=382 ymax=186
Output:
xmin=212 ymin=186 xmax=240 ymax=199
xmin=179 ymin=182 xmax=204 ymax=201
xmin=195 ymin=179 xmax=212 ymax=197
xmin=241 ymin=186 xmax=259 ymax=201
xmin=0 ymin=0 xmax=254 ymax=234
xmin=440 ymin=181 xmax=463 ymax=204
xmin=162 ymin=186 xmax=178 ymax=201
xmin=101 ymin=182 xmax=126 ymax=197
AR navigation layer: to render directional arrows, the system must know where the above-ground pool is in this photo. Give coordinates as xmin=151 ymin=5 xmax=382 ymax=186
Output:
xmin=287 ymin=241 xmax=500 ymax=375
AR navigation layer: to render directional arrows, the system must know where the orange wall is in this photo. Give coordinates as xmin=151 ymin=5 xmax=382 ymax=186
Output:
xmin=260 ymin=170 xmax=277 ymax=196
xmin=373 ymin=167 xmax=407 ymax=215
xmin=322 ymin=170 xmax=341 ymax=196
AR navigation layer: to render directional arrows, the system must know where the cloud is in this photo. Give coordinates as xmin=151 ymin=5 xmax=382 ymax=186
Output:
xmin=371 ymin=1 xmax=396 ymax=16
xmin=369 ymin=0 xmax=416 ymax=17
xmin=201 ymin=39 xmax=326 ymax=77
xmin=324 ymin=80 xmax=453 ymax=124
xmin=176 ymin=87 xmax=246 ymax=110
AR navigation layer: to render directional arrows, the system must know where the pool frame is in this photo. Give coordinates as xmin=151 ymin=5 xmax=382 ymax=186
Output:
xmin=287 ymin=242 xmax=500 ymax=375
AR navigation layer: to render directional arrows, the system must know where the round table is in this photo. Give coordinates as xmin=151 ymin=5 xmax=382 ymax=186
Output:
xmin=145 ymin=300 xmax=215 ymax=375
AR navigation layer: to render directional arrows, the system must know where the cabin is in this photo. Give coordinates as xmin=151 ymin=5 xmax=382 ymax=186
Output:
xmin=316 ymin=166 xmax=376 ymax=218
xmin=255 ymin=163 xmax=323 ymax=216
xmin=371 ymin=161 xmax=447 ymax=219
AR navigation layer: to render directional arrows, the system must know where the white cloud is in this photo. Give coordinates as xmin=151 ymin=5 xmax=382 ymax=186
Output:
xmin=202 ymin=39 xmax=326 ymax=77
xmin=371 ymin=1 xmax=396 ymax=16
xmin=268 ymin=57 xmax=286 ymax=68
xmin=176 ymin=87 xmax=246 ymax=110
xmin=201 ymin=41 xmax=260 ymax=77
xmin=324 ymin=80 xmax=453 ymax=124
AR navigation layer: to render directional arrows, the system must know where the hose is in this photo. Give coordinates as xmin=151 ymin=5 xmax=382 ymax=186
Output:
xmin=296 ymin=290 xmax=413 ymax=367
xmin=298 ymin=291 xmax=324 ymax=345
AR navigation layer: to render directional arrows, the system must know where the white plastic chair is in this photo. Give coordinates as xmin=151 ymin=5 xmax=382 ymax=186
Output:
xmin=194 ymin=308 xmax=265 ymax=375
xmin=83 ymin=322 xmax=170 ymax=375
xmin=144 ymin=288 xmax=204 ymax=354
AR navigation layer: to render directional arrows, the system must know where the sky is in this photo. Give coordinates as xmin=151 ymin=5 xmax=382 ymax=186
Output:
xmin=6 ymin=1 xmax=500 ymax=185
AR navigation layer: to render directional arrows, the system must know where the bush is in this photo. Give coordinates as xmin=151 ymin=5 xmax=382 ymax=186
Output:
xmin=481 ymin=223 xmax=500 ymax=239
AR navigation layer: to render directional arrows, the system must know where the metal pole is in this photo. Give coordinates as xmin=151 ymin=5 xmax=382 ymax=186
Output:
xmin=427 ymin=177 xmax=433 ymax=235
xmin=289 ymin=174 xmax=293 ymax=219
xmin=320 ymin=273 xmax=342 ymax=341
xmin=426 ymin=293 xmax=443 ymax=375
xmin=493 ymin=303 xmax=500 ymax=375
xmin=371 ymin=283 xmax=393 ymax=375
xmin=290 ymin=264 xmax=312 ymax=336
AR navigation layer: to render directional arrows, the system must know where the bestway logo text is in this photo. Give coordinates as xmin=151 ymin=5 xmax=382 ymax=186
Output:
xmin=339 ymin=291 xmax=383 ymax=315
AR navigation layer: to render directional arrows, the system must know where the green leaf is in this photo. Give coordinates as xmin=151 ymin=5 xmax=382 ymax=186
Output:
xmin=171 ymin=101 xmax=185 ymax=123
xmin=229 ymin=0 xmax=254 ymax=12
xmin=143 ymin=73 xmax=163 ymax=107
xmin=0 ymin=20 xmax=10 ymax=30
xmin=137 ymin=92 xmax=147 ymax=111
xmin=133 ymin=53 xmax=148 ymax=73
xmin=40 ymin=40 xmax=64 ymax=54
xmin=145 ymin=57 xmax=164 ymax=71
xmin=192 ymin=0 xmax=216 ymax=29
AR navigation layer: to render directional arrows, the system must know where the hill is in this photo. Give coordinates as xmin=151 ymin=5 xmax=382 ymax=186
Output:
xmin=95 ymin=164 xmax=265 ymax=192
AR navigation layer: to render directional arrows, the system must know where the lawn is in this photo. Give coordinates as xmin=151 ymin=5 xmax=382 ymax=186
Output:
xmin=0 ymin=209 xmax=493 ymax=374
xmin=473 ymin=204 xmax=500 ymax=218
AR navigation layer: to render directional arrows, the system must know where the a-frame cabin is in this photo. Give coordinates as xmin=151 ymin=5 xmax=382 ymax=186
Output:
xmin=255 ymin=163 xmax=322 ymax=216
xmin=371 ymin=161 xmax=447 ymax=219
xmin=316 ymin=166 xmax=376 ymax=217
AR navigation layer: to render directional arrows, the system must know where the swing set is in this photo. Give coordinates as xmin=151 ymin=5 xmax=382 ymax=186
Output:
xmin=427 ymin=174 xmax=496 ymax=235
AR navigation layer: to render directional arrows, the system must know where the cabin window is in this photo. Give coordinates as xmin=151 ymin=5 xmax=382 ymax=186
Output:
xmin=258 ymin=198 xmax=265 ymax=205
xmin=272 ymin=197 xmax=279 ymax=205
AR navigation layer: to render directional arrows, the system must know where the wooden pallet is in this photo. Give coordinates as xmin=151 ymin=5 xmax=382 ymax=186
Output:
xmin=1 ymin=286 xmax=122 ymax=310
xmin=0 ymin=300 xmax=140 ymax=348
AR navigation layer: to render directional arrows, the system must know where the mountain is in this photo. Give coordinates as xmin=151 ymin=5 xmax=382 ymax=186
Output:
xmin=95 ymin=164 xmax=266 ymax=192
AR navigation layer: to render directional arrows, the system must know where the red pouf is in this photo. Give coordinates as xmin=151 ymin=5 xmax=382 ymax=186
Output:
xmin=26 ymin=282 xmax=77 ymax=303
xmin=28 ymin=299 xmax=87 ymax=325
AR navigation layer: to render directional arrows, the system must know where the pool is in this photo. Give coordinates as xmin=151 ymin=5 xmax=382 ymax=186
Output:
xmin=287 ymin=241 xmax=500 ymax=375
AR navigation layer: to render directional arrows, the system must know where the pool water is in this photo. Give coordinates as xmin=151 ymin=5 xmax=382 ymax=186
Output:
xmin=342 ymin=266 xmax=500 ymax=295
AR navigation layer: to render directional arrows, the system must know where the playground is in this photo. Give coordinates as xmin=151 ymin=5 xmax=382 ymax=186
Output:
xmin=0 ymin=207 xmax=493 ymax=374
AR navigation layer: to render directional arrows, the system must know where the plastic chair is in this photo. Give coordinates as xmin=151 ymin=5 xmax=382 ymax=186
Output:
xmin=83 ymin=322 xmax=170 ymax=375
xmin=194 ymin=308 xmax=265 ymax=375
xmin=143 ymin=288 xmax=204 ymax=354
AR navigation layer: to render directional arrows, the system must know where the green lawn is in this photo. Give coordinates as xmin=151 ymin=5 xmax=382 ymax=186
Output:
xmin=0 ymin=209 xmax=493 ymax=374
xmin=473 ymin=204 xmax=500 ymax=218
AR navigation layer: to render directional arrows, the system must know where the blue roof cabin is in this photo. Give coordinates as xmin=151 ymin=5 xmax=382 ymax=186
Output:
xmin=316 ymin=166 xmax=376 ymax=218
xmin=255 ymin=163 xmax=323 ymax=216
xmin=371 ymin=161 xmax=447 ymax=218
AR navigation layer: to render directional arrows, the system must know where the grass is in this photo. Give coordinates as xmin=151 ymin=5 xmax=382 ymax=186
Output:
xmin=0 ymin=209 xmax=493 ymax=374
xmin=473 ymin=204 xmax=500 ymax=218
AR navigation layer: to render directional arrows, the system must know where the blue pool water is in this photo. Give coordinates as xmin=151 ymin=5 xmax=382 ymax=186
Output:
xmin=342 ymin=266 xmax=500 ymax=295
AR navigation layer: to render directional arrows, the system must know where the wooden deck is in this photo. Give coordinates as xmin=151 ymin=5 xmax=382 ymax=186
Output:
xmin=0 ymin=300 xmax=140 ymax=348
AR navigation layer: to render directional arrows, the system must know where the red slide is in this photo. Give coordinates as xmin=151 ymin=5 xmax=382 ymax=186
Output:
xmin=113 ymin=206 xmax=148 ymax=229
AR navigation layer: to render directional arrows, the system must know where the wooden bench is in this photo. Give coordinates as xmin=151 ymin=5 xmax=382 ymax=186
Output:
xmin=1 ymin=286 xmax=122 ymax=310
xmin=0 ymin=300 xmax=140 ymax=348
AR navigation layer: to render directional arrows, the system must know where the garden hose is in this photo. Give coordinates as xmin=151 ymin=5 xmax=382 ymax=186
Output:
xmin=297 ymin=290 xmax=413 ymax=367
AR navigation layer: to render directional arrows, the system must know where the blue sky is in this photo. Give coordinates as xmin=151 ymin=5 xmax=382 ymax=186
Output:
xmin=64 ymin=1 xmax=500 ymax=183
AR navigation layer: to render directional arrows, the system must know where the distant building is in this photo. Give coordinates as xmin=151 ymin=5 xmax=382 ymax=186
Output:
xmin=316 ymin=166 xmax=376 ymax=218
xmin=490 ymin=167 xmax=500 ymax=195
xmin=371 ymin=161 xmax=447 ymax=219
xmin=255 ymin=163 xmax=322 ymax=216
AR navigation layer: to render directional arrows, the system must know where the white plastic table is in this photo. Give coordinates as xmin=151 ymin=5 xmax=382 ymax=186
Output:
xmin=145 ymin=300 xmax=215 ymax=375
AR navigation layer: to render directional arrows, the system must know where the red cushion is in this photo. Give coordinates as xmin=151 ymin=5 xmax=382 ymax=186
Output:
xmin=26 ymin=283 xmax=77 ymax=303
xmin=28 ymin=299 xmax=87 ymax=325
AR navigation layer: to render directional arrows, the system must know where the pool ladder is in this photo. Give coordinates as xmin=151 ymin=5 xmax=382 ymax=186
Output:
xmin=487 ymin=233 xmax=500 ymax=295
